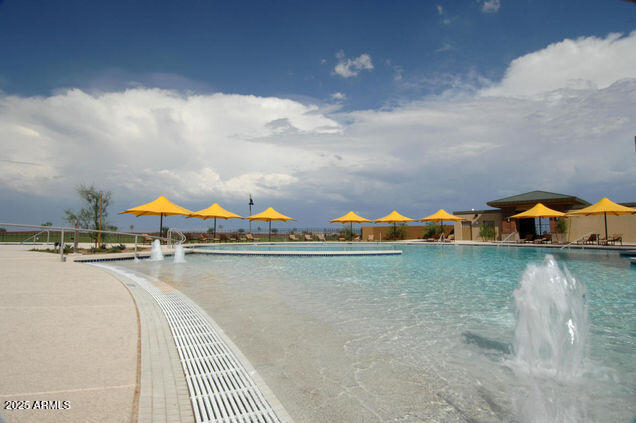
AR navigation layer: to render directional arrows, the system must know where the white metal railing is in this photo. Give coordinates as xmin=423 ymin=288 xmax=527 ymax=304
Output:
xmin=561 ymin=231 xmax=595 ymax=250
xmin=0 ymin=222 xmax=172 ymax=262
xmin=497 ymin=232 xmax=518 ymax=246
xmin=166 ymin=228 xmax=186 ymax=246
xmin=21 ymin=229 xmax=51 ymax=245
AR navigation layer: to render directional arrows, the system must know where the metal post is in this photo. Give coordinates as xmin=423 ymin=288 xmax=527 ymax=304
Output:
xmin=59 ymin=229 xmax=65 ymax=262
xmin=74 ymin=225 xmax=78 ymax=253
xmin=134 ymin=235 xmax=138 ymax=260
xmin=46 ymin=230 xmax=50 ymax=245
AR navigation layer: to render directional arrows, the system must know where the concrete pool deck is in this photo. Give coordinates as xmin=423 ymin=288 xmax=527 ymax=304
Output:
xmin=0 ymin=246 xmax=139 ymax=423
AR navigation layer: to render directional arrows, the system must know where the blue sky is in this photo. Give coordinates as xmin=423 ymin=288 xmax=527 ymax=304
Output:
xmin=0 ymin=0 xmax=635 ymax=230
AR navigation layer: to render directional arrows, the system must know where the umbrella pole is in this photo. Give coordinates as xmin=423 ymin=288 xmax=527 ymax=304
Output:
xmin=351 ymin=222 xmax=353 ymax=241
xmin=604 ymin=212 xmax=608 ymax=241
xmin=160 ymin=214 xmax=163 ymax=242
xmin=269 ymin=220 xmax=271 ymax=242
xmin=214 ymin=217 xmax=217 ymax=239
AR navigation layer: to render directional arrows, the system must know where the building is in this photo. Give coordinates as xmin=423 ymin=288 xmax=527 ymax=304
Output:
xmin=453 ymin=190 xmax=636 ymax=243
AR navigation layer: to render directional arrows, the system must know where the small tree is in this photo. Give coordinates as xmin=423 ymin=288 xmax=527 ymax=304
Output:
xmin=64 ymin=184 xmax=112 ymax=247
xmin=237 ymin=228 xmax=245 ymax=233
xmin=479 ymin=223 xmax=496 ymax=241
xmin=555 ymin=218 xmax=568 ymax=234
xmin=41 ymin=221 xmax=53 ymax=227
xmin=385 ymin=224 xmax=407 ymax=240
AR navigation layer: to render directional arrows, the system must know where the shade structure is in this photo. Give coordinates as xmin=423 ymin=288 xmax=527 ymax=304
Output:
xmin=247 ymin=207 xmax=295 ymax=241
xmin=568 ymin=197 xmax=636 ymax=240
xmin=188 ymin=203 xmax=244 ymax=238
xmin=421 ymin=209 xmax=466 ymax=240
xmin=508 ymin=203 xmax=566 ymax=237
xmin=509 ymin=203 xmax=566 ymax=219
xmin=330 ymin=211 xmax=371 ymax=240
xmin=374 ymin=211 xmax=415 ymax=241
xmin=120 ymin=195 xmax=193 ymax=236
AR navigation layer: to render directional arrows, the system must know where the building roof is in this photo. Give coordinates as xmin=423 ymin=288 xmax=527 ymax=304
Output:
xmin=486 ymin=190 xmax=589 ymax=208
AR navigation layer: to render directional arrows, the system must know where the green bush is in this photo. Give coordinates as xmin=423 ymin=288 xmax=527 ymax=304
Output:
xmin=479 ymin=224 xmax=497 ymax=241
xmin=555 ymin=218 xmax=568 ymax=234
xmin=422 ymin=224 xmax=441 ymax=239
xmin=386 ymin=224 xmax=407 ymax=240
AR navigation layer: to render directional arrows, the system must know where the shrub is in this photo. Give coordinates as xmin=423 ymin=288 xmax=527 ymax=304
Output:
xmin=386 ymin=224 xmax=407 ymax=240
xmin=422 ymin=224 xmax=441 ymax=239
xmin=555 ymin=218 xmax=568 ymax=234
xmin=479 ymin=224 xmax=497 ymax=241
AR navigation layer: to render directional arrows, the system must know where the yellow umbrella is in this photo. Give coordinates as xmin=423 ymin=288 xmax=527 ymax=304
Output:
xmin=421 ymin=209 xmax=466 ymax=239
xmin=330 ymin=211 xmax=372 ymax=240
xmin=568 ymin=197 xmax=636 ymax=240
xmin=120 ymin=195 xmax=193 ymax=236
xmin=374 ymin=211 xmax=415 ymax=240
xmin=509 ymin=203 xmax=566 ymax=236
xmin=247 ymin=207 xmax=295 ymax=241
xmin=188 ymin=203 xmax=244 ymax=238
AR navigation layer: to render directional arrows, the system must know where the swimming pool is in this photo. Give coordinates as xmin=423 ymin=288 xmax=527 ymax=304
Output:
xmin=117 ymin=244 xmax=635 ymax=422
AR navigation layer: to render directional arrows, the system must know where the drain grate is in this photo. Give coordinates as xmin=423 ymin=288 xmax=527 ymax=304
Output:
xmin=107 ymin=266 xmax=283 ymax=423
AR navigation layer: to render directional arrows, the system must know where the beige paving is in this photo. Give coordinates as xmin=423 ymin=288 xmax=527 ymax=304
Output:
xmin=0 ymin=246 xmax=138 ymax=423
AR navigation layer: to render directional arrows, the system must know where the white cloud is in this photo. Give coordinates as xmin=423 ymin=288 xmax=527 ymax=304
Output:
xmin=435 ymin=42 xmax=454 ymax=53
xmin=481 ymin=32 xmax=636 ymax=98
xmin=436 ymin=5 xmax=444 ymax=15
xmin=1 ymin=32 xmax=635 ymax=226
xmin=333 ymin=50 xmax=374 ymax=78
xmin=481 ymin=0 xmax=501 ymax=13
xmin=330 ymin=92 xmax=347 ymax=101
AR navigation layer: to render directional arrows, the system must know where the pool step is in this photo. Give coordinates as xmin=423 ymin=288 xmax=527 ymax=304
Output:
xmin=619 ymin=250 xmax=636 ymax=257
xmin=191 ymin=248 xmax=402 ymax=256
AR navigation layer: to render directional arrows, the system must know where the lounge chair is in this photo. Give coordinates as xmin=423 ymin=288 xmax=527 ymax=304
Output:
xmin=239 ymin=235 xmax=246 ymax=242
xmin=353 ymin=235 xmax=360 ymax=241
xmin=367 ymin=234 xmax=374 ymax=242
xmin=523 ymin=234 xmax=534 ymax=243
xmin=338 ymin=236 xmax=346 ymax=241
xmin=199 ymin=234 xmax=209 ymax=243
xmin=142 ymin=233 xmax=153 ymax=244
xmin=245 ymin=233 xmax=256 ymax=242
xmin=289 ymin=234 xmax=298 ymax=241
xmin=229 ymin=236 xmax=237 ymax=242
xmin=607 ymin=233 xmax=623 ymax=246
xmin=444 ymin=234 xmax=455 ymax=242
xmin=583 ymin=234 xmax=597 ymax=245
xmin=213 ymin=236 xmax=221 ymax=243
xmin=317 ymin=233 xmax=326 ymax=242
xmin=304 ymin=234 xmax=313 ymax=241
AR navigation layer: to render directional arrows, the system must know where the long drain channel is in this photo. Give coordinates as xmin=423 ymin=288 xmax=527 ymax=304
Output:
xmin=99 ymin=265 xmax=284 ymax=423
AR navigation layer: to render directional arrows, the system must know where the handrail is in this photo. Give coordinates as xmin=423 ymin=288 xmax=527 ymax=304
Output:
xmin=21 ymin=229 xmax=51 ymax=245
xmin=167 ymin=228 xmax=186 ymax=246
xmin=560 ymin=231 xmax=595 ymax=250
xmin=497 ymin=232 xmax=518 ymax=246
xmin=0 ymin=222 xmax=173 ymax=261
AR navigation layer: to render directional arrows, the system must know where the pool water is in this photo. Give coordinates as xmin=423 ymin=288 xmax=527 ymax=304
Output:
xmin=118 ymin=245 xmax=635 ymax=422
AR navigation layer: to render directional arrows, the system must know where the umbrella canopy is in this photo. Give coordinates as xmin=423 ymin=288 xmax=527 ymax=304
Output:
xmin=421 ymin=209 xmax=466 ymax=222
xmin=188 ymin=203 xmax=244 ymax=238
xmin=330 ymin=211 xmax=371 ymax=223
xmin=120 ymin=195 xmax=193 ymax=236
xmin=509 ymin=203 xmax=565 ymax=219
xmin=330 ymin=211 xmax=371 ymax=241
xmin=568 ymin=197 xmax=636 ymax=240
xmin=247 ymin=207 xmax=295 ymax=241
xmin=374 ymin=211 xmax=415 ymax=223
xmin=568 ymin=197 xmax=636 ymax=216
xmin=421 ymin=209 xmax=466 ymax=240
xmin=374 ymin=211 xmax=415 ymax=241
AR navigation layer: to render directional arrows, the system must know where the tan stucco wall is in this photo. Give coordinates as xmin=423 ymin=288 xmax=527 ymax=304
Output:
xmin=566 ymin=214 xmax=636 ymax=243
xmin=361 ymin=225 xmax=453 ymax=240
xmin=453 ymin=212 xmax=504 ymax=241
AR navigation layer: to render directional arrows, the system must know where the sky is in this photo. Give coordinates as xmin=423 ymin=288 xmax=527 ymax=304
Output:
xmin=0 ymin=0 xmax=635 ymax=231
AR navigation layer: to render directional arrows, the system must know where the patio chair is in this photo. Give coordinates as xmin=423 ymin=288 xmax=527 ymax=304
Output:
xmin=444 ymin=234 xmax=455 ymax=242
xmin=338 ymin=236 xmax=346 ymax=241
xmin=304 ymin=234 xmax=313 ymax=241
xmin=213 ymin=236 xmax=221 ymax=243
xmin=289 ymin=234 xmax=298 ymax=241
xmin=245 ymin=233 xmax=256 ymax=242
xmin=523 ymin=234 xmax=534 ymax=243
xmin=367 ymin=234 xmax=374 ymax=242
xmin=583 ymin=234 xmax=597 ymax=245
xmin=317 ymin=233 xmax=326 ymax=242
xmin=239 ymin=235 xmax=246 ymax=242
xmin=199 ymin=234 xmax=209 ymax=243
xmin=142 ymin=233 xmax=153 ymax=244
xmin=607 ymin=233 xmax=623 ymax=246
xmin=353 ymin=235 xmax=360 ymax=241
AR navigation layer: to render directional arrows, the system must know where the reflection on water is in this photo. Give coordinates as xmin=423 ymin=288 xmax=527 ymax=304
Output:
xmin=120 ymin=245 xmax=635 ymax=422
